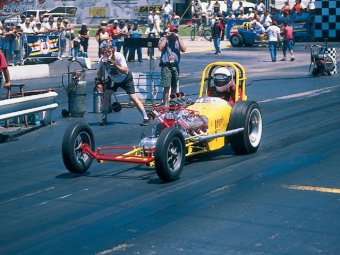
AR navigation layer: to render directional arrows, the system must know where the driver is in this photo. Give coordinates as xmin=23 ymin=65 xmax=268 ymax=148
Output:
xmin=207 ymin=67 xmax=237 ymax=105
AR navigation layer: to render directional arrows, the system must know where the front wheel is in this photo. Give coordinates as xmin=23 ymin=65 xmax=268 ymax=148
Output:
xmin=112 ymin=102 xmax=122 ymax=112
xmin=154 ymin=127 xmax=185 ymax=182
xmin=228 ymin=101 xmax=262 ymax=154
xmin=230 ymin=34 xmax=244 ymax=47
xmin=190 ymin=29 xmax=196 ymax=41
xmin=62 ymin=122 xmax=95 ymax=173
xmin=203 ymin=28 xmax=212 ymax=41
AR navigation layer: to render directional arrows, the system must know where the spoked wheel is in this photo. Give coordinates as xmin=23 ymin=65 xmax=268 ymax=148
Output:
xmin=228 ymin=101 xmax=262 ymax=154
xmin=154 ymin=127 xmax=185 ymax=182
xmin=203 ymin=29 xmax=211 ymax=41
xmin=62 ymin=122 xmax=95 ymax=173
xmin=112 ymin=102 xmax=122 ymax=112
xmin=190 ymin=29 xmax=196 ymax=41
xmin=325 ymin=56 xmax=335 ymax=75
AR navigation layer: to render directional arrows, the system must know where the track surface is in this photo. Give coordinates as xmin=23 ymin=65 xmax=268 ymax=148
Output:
xmin=1 ymin=44 xmax=340 ymax=255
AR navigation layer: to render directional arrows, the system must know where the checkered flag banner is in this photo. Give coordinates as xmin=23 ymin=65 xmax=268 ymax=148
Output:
xmin=314 ymin=0 xmax=340 ymax=41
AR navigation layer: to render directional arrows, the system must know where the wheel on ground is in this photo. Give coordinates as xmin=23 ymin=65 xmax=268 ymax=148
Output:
xmin=325 ymin=56 xmax=335 ymax=75
xmin=62 ymin=122 xmax=95 ymax=173
xmin=154 ymin=127 xmax=185 ymax=182
xmin=61 ymin=109 xmax=69 ymax=118
xmin=230 ymin=34 xmax=244 ymax=47
xmin=228 ymin=101 xmax=262 ymax=154
xmin=203 ymin=29 xmax=211 ymax=41
xmin=112 ymin=102 xmax=122 ymax=112
xmin=190 ymin=29 xmax=196 ymax=41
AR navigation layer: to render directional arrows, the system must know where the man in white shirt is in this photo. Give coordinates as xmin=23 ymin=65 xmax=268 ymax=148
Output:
xmin=154 ymin=10 xmax=161 ymax=34
xmin=255 ymin=0 xmax=265 ymax=16
xmin=307 ymin=0 xmax=315 ymax=16
xmin=261 ymin=11 xmax=272 ymax=29
xmin=45 ymin=16 xmax=57 ymax=33
xmin=21 ymin=18 xmax=34 ymax=34
xmin=162 ymin=0 xmax=173 ymax=24
xmin=265 ymin=21 xmax=281 ymax=62
xmin=97 ymin=45 xmax=149 ymax=126
xmin=147 ymin=10 xmax=154 ymax=28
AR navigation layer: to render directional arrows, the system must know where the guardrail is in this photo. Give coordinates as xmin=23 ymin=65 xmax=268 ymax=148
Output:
xmin=0 ymin=91 xmax=58 ymax=126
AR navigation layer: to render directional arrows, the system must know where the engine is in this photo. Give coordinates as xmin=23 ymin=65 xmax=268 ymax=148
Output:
xmin=149 ymin=106 xmax=208 ymax=138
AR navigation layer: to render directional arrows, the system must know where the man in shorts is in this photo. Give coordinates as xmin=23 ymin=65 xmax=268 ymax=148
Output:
xmin=97 ymin=45 xmax=149 ymax=126
xmin=158 ymin=26 xmax=186 ymax=106
xmin=280 ymin=21 xmax=295 ymax=61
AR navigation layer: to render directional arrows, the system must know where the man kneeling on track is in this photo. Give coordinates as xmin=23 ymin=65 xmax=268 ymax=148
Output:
xmin=97 ymin=45 xmax=149 ymax=126
xmin=207 ymin=67 xmax=240 ymax=106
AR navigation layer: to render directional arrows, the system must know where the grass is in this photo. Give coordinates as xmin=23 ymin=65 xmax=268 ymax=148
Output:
xmin=74 ymin=25 xmax=196 ymax=38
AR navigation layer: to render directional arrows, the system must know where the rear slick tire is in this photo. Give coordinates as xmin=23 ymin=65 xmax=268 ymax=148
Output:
xmin=62 ymin=122 xmax=95 ymax=173
xmin=154 ymin=127 xmax=185 ymax=182
xmin=228 ymin=101 xmax=262 ymax=154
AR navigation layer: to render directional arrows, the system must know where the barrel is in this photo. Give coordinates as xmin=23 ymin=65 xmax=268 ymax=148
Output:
xmin=69 ymin=80 xmax=87 ymax=117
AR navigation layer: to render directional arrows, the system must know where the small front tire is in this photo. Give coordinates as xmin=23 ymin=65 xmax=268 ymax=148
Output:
xmin=62 ymin=122 xmax=95 ymax=173
xmin=112 ymin=102 xmax=122 ymax=112
xmin=154 ymin=128 xmax=185 ymax=182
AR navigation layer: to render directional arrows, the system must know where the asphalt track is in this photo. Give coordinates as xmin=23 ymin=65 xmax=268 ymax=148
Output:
xmin=0 ymin=42 xmax=340 ymax=255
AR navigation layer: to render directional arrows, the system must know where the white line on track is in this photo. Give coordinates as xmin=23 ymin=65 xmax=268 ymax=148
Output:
xmin=259 ymin=86 xmax=334 ymax=103
xmin=1 ymin=187 xmax=55 ymax=204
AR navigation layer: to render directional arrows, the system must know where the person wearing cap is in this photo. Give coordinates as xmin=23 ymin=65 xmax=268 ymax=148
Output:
xmin=172 ymin=13 xmax=180 ymax=28
xmin=33 ymin=21 xmax=45 ymax=34
xmin=162 ymin=0 xmax=173 ymax=24
xmin=108 ymin=20 xmax=118 ymax=50
xmin=78 ymin=24 xmax=89 ymax=58
xmin=95 ymin=20 xmax=110 ymax=58
xmin=154 ymin=10 xmax=161 ymax=34
xmin=128 ymin=22 xmax=143 ymax=62
xmin=265 ymin=20 xmax=281 ymax=62
xmin=147 ymin=10 xmax=154 ymax=29
xmin=116 ymin=20 xmax=128 ymax=58
xmin=96 ymin=45 xmax=150 ymax=126
xmin=144 ymin=22 xmax=159 ymax=59
xmin=211 ymin=17 xmax=223 ymax=54
xmin=158 ymin=25 xmax=186 ymax=106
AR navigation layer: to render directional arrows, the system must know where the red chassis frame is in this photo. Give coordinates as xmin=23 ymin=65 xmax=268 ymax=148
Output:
xmin=80 ymin=105 xmax=201 ymax=165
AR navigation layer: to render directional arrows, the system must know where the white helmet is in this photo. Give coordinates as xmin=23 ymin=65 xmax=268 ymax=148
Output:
xmin=213 ymin=67 xmax=233 ymax=92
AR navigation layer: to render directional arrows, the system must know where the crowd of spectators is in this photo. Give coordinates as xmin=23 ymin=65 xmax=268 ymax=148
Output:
xmin=0 ymin=0 xmax=317 ymax=65
xmin=192 ymin=0 xmax=316 ymax=35
xmin=0 ymin=13 xmax=88 ymax=65
xmin=95 ymin=0 xmax=182 ymax=63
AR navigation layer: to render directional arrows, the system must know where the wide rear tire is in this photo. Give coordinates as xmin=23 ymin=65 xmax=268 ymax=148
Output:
xmin=228 ymin=101 xmax=262 ymax=154
xmin=62 ymin=122 xmax=95 ymax=173
xmin=154 ymin=127 xmax=185 ymax=182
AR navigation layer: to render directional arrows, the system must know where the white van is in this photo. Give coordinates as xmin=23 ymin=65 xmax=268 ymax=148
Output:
xmin=4 ymin=9 xmax=50 ymax=26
